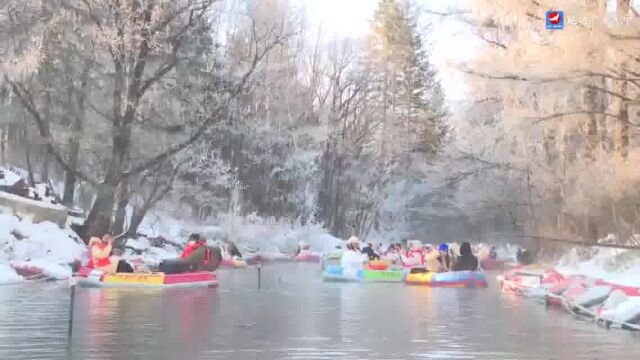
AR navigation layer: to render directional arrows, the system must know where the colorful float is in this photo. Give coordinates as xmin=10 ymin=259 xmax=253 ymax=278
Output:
xmin=74 ymin=270 xmax=218 ymax=288
xmin=497 ymin=264 xmax=549 ymax=295
xmin=405 ymin=269 xmax=488 ymax=288
xmin=322 ymin=265 xmax=406 ymax=283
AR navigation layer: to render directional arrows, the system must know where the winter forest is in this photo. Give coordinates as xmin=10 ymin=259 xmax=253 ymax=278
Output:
xmin=1 ymin=0 xmax=639 ymax=248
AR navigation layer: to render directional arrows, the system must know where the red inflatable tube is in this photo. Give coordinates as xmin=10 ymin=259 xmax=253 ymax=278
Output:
xmin=294 ymin=253 xmax=321 ymax=263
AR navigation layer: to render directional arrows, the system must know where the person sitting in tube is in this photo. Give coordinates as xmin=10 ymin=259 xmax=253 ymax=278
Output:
xmin=402 ymin=240 xmax=426 ymax=267
xmin=87 ymin=234 xmax=133 ymax=273
xmin=341 ymin=236 xmax=367 ymax=277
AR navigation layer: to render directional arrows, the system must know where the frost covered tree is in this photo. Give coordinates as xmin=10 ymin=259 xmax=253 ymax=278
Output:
xmin=1 ymin=0 xmax=293 ymax=239
xmin=317 ymin=0 xmax=448 ymax=240
xmin=426 ymin=0 xmax=640 ymax=246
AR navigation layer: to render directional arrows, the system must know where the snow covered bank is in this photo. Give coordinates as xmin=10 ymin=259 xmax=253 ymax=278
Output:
xmin=216 ymin=213 xmax=342 ymax=254
xmin=1 ymin=206 xmax=344 ymax=282
xmin=0 ymin=211 xmax=85 ymax=281
xmin=556 ymin=247 xmax=640 ymax=287
xmin=138 ymin=211 xmax=342 ymax=255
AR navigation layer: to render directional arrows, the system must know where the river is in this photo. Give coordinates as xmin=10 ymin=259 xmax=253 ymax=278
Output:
xmin=1 ymin=263 xmax=638 ymax=359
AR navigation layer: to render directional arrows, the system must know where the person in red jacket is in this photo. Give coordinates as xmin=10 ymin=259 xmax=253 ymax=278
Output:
xmin=160 ymin=234 xmax=220 ymax=274
xmin=181 ymin=234 xmax=207 ymax=261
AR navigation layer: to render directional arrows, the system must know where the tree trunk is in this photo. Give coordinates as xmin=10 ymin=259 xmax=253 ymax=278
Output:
xmin=111 ymin=179 xmax=130 ymax=236
xmin=62 ymin=170 xmax=77 ymax=206
xmin=23 ymin=123 xmax=36 ymax=187
xmin=616 ymin=0 xmax=631 ymax=158
xmin=126 ymin=205 xmax=148 ymax=238
xmin=62 ymin=119 xmax=81 ymax=205
xmin=82 ymin=122 xmax=131 ymax=239
xmin=62 ymin=59 xmax=89 ymax=206
xmin=0 ymin=126 xmax=6 ymax=166
xmin=83 ymin=182 xmax=119 ymax=240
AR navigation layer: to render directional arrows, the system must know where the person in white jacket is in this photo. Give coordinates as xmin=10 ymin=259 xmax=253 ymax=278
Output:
xmin=341 ymin=236 xmax=367 ymax=277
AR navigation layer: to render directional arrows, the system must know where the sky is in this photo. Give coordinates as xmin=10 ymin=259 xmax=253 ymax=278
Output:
xmin=291 ymin=0 xmax=478 ymax=106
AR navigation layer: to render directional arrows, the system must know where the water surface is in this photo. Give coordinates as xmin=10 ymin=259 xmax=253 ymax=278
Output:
xmin=1 ymin=263 xmax=639 ymax=359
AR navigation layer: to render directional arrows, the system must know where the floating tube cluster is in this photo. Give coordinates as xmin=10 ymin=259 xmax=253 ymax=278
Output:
xmin=405 ymin=270 xmax=489 ymax=288
xmin=322 ymin=265 xmax=406 ymax=283
xmin=498 ymin=265 xmax=640 ymax=331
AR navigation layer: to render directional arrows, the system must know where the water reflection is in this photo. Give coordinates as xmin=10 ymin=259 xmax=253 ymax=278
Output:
xmin=1 ymin=264 xmax=639 ymax=359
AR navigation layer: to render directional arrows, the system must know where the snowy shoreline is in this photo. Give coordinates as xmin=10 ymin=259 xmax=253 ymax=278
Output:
xmin=3 ymin=208 xmax=640 ymax=286
xmin=0 ymin=210 xmax=343 ymax=283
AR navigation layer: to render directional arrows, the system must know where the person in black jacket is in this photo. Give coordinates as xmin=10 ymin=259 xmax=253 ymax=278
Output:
xmin=361 ymin=243 xmax=380 ymax=261
xmin=452 ymin=242 xmax=479 ymax=271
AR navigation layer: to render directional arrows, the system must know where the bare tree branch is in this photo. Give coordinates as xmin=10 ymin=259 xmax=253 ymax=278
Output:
xmin=5 ymin=75 xmax=99 ymax=186
xmin=123 ymin=24 xmax=295 ymax=178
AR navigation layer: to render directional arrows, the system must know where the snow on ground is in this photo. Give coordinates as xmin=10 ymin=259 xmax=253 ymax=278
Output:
xmin=123 ymin=236 xmax=181 ymax=265
xmin=0 ymin=210 xmax=86 ymax=281
xmin=138 ymin=211 xmax=342 ymax=255
xmin=215 ymin=213 xmax=342 ymax=254
xmin=0 ymin=213 xmax=85 ymax=263
xmin=556 ymin=247 xmax=640 ymax=287
xmin=0 ymin=167 xmax=23 ymax=187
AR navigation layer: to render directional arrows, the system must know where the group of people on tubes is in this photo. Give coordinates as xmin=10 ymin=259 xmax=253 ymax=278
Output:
xmin=83 ymin=233 xmax=228 ymax=274
xmin=339 ymin=237 xmax=479 ymax=275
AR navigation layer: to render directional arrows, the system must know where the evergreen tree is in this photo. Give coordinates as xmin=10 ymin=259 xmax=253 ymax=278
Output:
xmin=366 ymin=0 xmax=446 ymax=161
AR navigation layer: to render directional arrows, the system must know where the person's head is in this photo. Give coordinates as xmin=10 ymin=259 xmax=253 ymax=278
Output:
xmin=88 ymin=237 xmax=102 ymax=247
xmin=188 ymin=233 xmax=200 ymax=243
xmin=346 ymin=236 xmax=360 ymax=251
xmin=438 ymin=243 xmax=449 ymax=254
xmin=460 ymin=242 xmax=472 ymax=256
xmin=368 ymin=243 xmax=373 ymax=248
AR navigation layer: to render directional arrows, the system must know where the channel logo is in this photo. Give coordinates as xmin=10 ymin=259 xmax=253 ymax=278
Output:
xmin=546 ymin=10 xmax=564 ymax=30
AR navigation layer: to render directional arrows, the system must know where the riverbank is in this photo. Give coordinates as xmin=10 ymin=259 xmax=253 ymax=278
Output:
xmin=0 ymin=208 xmax=342 ymax=283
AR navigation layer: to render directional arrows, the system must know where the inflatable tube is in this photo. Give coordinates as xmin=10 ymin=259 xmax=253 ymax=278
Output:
xmin=574 ymin=285 xmax=612 ymax=308
xmin=75 ymin=271 xmax=218 ymax=288
xmin=405 ymin=270 xmax=488 ymax=288
xmin=480 ymin=257 xmax=506 ymax=271
xmin=295 ymin=253 xmax=322 ymax=263
xmin=598 ymin=297 xmax=640 ymax=327
xmin=220 ymin=259 xmax=248 ymax=268
xmin=322 ymin=265 xmax=405 ymax=283
xmin=366 ymin=260 xmax=390 ymax=271
xmin=9 ymin=261 xmax=46 ymax=278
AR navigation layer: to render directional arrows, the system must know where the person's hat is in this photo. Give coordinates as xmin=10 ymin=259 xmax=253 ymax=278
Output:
xmin=438 ymin=243 xmax=449 ymax=252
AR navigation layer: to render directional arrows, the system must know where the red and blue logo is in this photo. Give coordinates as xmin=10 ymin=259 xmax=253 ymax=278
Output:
xmin=546 ymin=10 xmax=564 ymax=30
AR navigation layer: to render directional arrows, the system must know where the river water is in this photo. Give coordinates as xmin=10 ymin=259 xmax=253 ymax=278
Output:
xmin=1 ymin=263 xmax=639 ymax=360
